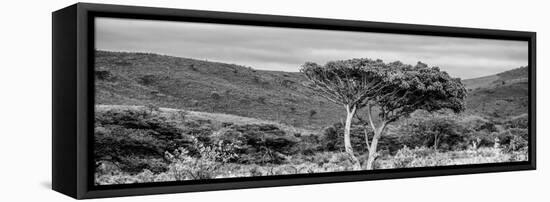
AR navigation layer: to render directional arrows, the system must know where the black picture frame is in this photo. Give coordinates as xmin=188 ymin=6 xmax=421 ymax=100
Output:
xmin=52 ymin=3 xmax=536 ymax=199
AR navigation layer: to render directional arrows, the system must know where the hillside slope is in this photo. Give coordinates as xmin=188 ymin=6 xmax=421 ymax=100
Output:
xmin=95 ymin=51 xmax=343 ymax=130
xmin=463 ymin=66 xmax=529 ymax=118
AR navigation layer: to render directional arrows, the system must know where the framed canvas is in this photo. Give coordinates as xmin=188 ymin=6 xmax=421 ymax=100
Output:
xmin=52 ymin=3 xmax=536 ymax=199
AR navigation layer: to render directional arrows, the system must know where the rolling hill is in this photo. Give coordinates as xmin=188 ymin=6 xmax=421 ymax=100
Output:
xmin=95 ymin=50 xmax=529 ymax=128
xmin=94 ymin=51 xmax=344 ymax=130
xmin=462 ymin=66 xmax=529 ymax=118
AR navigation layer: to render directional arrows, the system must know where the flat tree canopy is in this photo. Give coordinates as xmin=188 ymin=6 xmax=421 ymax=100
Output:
xmin=302 ymin=59 xmax=467 ymax=121
xmin=301 ymin=58 xmax=467 ymax=169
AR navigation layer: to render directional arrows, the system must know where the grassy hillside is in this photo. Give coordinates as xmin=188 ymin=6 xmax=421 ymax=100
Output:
xmin=461 ymin=74 xmax=500 ymax=90
xmin=95 ymin=51 xmax=343 ymax=130
xmin=463 ymin=66 xmax=528 ymax=118
xmin=463 ymin=66 xmax=528 ymax=90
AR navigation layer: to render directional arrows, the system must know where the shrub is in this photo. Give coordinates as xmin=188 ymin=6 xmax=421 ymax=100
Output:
xmin=138 ymin=74 xmax=161 ymax=86
xmin=309 ymin=109 xmax=317 ymax=118
xmin=95 ymin=70 xmax=113 ymax=80
xmin=210 ymin=91 xmax=221 ymax=100
xmin=95 ymin=161 xmax=121 ymax=175
xmin=505 ymin=114 xmax=528 ymax=129
xmin=460 ymin=116 xmax=498 ymax=138
xmin=319 ymin=123 xmax=366 ymax=153
xmin=292 ymin=152 xmax=356 ymax=171
xmin=496 ymin=128 xmax=528 ymax=152
xmin=189 ymin=64 xmax=197 ymax=71
xmin=181 ymin=119 xmax=215 ymax=144
xmin=320 ymin=125 xmax=340 ymax=151
xmin=248 ymin=166 xmax=264 ymax=176
xmin=145 ymin=104 xmax=160 ymax=113
xmin=173 ymin=110 xmax=188 ymax=121
xmin=280 ymin=79 xmax=296 ymax=89
xmin=96 ymin=141 xmax=240 ymax=184
xmin=509 ymin=147 xmax=528 ymax=161
xmin=295 ymin=135 xmax=323 ymax=155
xmin=135 ymin=169 xmax=155 ymax=182
xmin=95 ymin=108 xmax=201 ymax=173
xmin=164 ymin=141 xmax=236 ymax=180
xmin=397 ymin=112 xmax=471 ymax=151
xmin=212 ymin=124 xmax=298 ymax=164
xmin=392 ymin=146 xmax=417 ymax=168
xmin=257 ymin=96 xmax=266 ymax=104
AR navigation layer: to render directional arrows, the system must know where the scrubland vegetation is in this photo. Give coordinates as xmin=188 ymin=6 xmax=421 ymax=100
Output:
xmin=94 ymin=105 xmax=527 ymax=185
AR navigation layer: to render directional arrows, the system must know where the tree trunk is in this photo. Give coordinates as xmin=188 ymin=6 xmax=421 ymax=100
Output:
xmin=365 ymin=124 xmax=386 ymax=170
xmin=365 ymin=104 xmax=387 ymax=170
xmin=343 ymin=105 xmax=361 ymax=170
xmin=365 ymin=131 xmax=380 ymax=170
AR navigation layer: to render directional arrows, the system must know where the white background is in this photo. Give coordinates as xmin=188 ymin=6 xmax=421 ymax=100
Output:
xmin=0 ymin=0 xmax=547 ymax=201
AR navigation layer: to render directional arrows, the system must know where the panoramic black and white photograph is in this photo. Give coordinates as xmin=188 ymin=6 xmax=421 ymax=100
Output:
xmin=93 ymin=17 xmax=529 ymax=185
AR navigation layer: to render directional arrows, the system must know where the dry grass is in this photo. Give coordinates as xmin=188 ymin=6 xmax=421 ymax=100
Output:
xmin=95 ymin=146 xmax=527 ymax=185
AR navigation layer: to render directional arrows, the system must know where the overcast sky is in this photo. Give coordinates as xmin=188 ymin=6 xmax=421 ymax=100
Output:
xmin=96 ymin=17 xmax=528 ymax=79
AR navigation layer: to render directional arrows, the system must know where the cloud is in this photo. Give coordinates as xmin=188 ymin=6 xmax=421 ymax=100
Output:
xmin=96 ymin=17 xmax=528 ymax=79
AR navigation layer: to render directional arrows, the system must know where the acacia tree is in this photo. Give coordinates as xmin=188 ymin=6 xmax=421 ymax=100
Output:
xmin=302 ymin=59 xmax=467 ymax=170
xmin=300 ymin=60 xmax=384 ymax=169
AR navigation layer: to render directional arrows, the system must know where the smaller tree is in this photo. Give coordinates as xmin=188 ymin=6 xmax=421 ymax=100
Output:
xmin=397 ymin=111 xmax=470 ymax=151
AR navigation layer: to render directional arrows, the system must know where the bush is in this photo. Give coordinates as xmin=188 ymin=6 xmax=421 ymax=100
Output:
xmin=189 ymin=64 xmax=197 ymax=71
xmin=212 ymin=124 xmax=299 ymax=164
xmin=397 ymin=112 xmax=471 ymax=151
xmin=95 ymin=141 xmax=239 ymax=184
xmin=289 ymin=152 xmax=357 ymax=172
xmin=210 ymin=91 xmax=221 ymax=100
xmin=95 ymin=108 xmax=201 ymax=173
xmin=496 ymin=128 xmax=528 ymax=152
xmin=391 ymin=146 xmax=417 ymax=168
xmin=280 ymin=79 xmax=296 ymax=89
xmin=295 ymin=135 xmax=323 ymax=155
xmin=164 ymin=144 xmax=226 ymax=180
xmin=460 ymin=115 xmax=498 ymax=133
xmin=257 ymin=96 xmax=266 ymax=104
xmin=138 ymin=74 xmax=164 ymax=86
xmin=505 ymin=114 xmax=528 ymax=129
xmin=509 ymin=147 xmax=528 ymax=161
xmin=95 ymin=70 xmax=113 ymax=81
xmin=309 ymin=109 xmax=317 ymax=118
